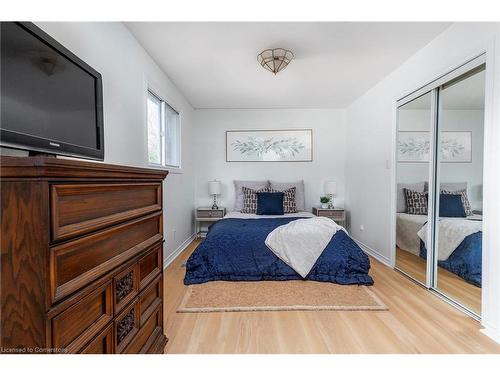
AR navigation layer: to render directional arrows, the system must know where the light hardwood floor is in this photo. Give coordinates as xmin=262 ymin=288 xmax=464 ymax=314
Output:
xmin=163 ymin=240 xmax=500 ymax=354
xmin=395 ymin=247 xmax=481 ymax=315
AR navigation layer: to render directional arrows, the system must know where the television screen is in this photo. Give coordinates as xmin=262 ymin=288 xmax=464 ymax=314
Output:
xmin=0 ymin=22 xmax=104 ymax=160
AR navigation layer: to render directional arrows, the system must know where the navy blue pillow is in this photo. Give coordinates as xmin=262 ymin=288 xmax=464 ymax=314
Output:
xmin=440 ymin=193 xmax=466 ymax=217
xmin=256 ymin=192 xmax=284 ymax=215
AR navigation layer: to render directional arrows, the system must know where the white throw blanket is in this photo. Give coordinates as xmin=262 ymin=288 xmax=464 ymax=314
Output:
xmin=265 ymin=217 xmax=345 ymax=278
xmin=418 ymin=218 xmax=482 ymax=261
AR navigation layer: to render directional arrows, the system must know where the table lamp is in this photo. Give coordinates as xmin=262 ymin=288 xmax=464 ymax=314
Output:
xmin=208 ymin=180 xmax=221 ymax=210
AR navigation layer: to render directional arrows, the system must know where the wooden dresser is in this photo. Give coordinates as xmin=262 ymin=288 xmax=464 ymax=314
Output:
xmin=0 ymin=156 xmax=168 ymax=354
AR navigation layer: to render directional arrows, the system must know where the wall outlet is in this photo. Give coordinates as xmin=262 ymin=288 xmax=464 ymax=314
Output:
xmin=359 ymin=224 xmax=365 ymax=231
xmin=172 ymin=228 xmax=176 ymax=240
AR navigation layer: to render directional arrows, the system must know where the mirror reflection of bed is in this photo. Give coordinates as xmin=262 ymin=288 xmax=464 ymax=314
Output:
xmin=396 ymin=209 xmax=481 ymax=314
xmin=395 ymin=66 xmax=484 ymax=316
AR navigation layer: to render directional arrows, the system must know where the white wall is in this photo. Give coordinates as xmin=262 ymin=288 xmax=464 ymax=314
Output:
xmin=31 ymin=22 xmax=196 ymax=263
xmin=193 ymin=109 xmax=346 ymax=212
xmin=344 ymin=22 xmax=500 ymax=342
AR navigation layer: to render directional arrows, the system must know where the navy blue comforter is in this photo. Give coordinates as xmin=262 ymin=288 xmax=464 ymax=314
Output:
xmin=184 ymin=217 xmax=373 ymax=285
xmin=420 ymin=232 xmax=482 ymax=287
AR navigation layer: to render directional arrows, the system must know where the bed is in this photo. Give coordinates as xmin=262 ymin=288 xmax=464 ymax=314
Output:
xmin=396 ymin=213 xmax=482 ymax=286
xmin=184 ymin=212 xmax=374 ymax=286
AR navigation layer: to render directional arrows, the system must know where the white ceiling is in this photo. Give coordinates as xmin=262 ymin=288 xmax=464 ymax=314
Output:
xmin=126 ymin=22 xmax=451 ymax=109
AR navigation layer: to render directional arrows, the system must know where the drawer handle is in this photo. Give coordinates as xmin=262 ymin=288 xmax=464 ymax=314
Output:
xmin=117 ymin=308 xmax=136 ymax=344
xmin=116 ymin=270 xmax=134 ymax=303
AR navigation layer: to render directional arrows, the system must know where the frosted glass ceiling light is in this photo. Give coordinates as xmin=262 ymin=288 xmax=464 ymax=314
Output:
xmin=257 ymin=48 xmax=294 ymax=75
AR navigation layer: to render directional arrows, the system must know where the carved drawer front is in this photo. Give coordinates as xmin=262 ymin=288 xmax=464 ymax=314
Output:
xmin=50 ymin=212 xmax=163 ymax=303
xmin=114 ymin=263 xmax=140 ymax=313
xmin=79 ymin=324 xmax=114 ymax=354
xmin=139 ymin=274 xmax=163 ymax=326
xmin=50 ymin=183 xmax=162 ymax=242
xmin=124 ymin=304 xmax=163 ymax=354
xmin=115 ymin=298 xmax=140 ymax=353
xmin=51 ymin=282 xmax=113 ymax=353
xmin=139 ymin=245 xmax=162 ymax=290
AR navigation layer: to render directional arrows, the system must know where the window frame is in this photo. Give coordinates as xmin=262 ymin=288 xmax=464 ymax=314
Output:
xmin=146 ymin=88 xmax=182 ymax=172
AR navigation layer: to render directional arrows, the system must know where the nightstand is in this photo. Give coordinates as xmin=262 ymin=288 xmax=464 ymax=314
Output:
xmin=312 ymin=207 xmax=346 ymax=226
xmin=195 ymin=207 xmax=226 ymax=238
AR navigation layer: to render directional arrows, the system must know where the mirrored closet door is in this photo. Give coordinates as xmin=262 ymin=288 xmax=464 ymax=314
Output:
xmin=395 ymin=91 xmax=433 ymax=285
xmin=434 ymin=65 xmax=485 ymax=315
xmin=395 ymin=57 xmax=486 ymax=317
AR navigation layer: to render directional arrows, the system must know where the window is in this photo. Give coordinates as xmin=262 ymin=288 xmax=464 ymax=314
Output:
xmin=147 ymin=90 xmax=181 ymax=168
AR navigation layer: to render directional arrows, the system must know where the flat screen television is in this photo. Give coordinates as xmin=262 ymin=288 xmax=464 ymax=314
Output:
xmin=1 ymin=22 xmax=104 ymax=160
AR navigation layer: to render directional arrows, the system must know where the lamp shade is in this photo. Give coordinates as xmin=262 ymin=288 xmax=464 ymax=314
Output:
xmin=324 ymin=181 xmax=337 ymax=195
xmin=208 ymin=180 xmax=221 ymax=195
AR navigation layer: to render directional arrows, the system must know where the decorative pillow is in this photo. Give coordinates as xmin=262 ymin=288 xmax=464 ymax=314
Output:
xmin=404 ymin=188 xmax=428 ymax=215
xmin=267 ymin=186 xmax=297 ymax=213
xmin=256 ymin=192 xmax=284 ymax=215
xmin=439 ymin=193 xmax=466 ymax=218
xmin=234 ymin=180 xmax=269 ymax=211
xmin=241 ymin=186 xmax=269 ymax=213
xmin=397 ymin=182 xmax=427 ymax=213
xmin=269 ymin=180 xmax=305 ymax=211
xmin=441 ymin=189 xmax=472 ymax=216
xmin=440 ymin=182 xmax=467 ymax=192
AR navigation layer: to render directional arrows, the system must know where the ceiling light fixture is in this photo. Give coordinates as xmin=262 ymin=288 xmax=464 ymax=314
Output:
xmin=257 ymin=48 xmax=294 ymax=75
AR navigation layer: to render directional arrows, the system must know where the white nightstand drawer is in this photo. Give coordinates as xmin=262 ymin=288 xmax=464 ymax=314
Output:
xmin=312 ymin=207 xmax=346 ymax=223
xmin=318 ymin=211 xmax=344 ymax=219
xmin=196 ymin=209 xmax=225 ymax=219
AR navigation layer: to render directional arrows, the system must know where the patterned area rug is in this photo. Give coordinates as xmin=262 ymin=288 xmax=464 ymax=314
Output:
xmin=177 ymin=281 xmax=387 ymax=313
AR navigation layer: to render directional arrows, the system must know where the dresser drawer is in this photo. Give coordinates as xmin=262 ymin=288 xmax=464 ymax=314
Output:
xmin=50 ymin=183 xmax=162 ymax=242
xmin=139 ymin=245 xmax=162 ymax=289
xmin=139 ymin=274 xmax=162 ymax=326
xmin=115 ymin=298 xmax=140 ymax=353
xmin=79 ymin=324 xmax=114 ymax=354
xmin=114 ymin=263 xmax=140 ymax=314
xmin=123 ymin=305 xmax=163 ymax=354
xmin=50 ymin=212 xmax=163 ymax=303
xmin=51 ymin=282 xmax=113 ymax=353
xmin=197 ymin=210 xmax=224 ymax=219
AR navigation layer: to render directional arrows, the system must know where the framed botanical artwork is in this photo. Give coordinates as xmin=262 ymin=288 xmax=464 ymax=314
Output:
xmin=440 ymin=131 xmax=472 ymax=163
xmin=226 ymin=129 xmax=313 ymax=162
xmin=397 ymin=131 xmax=430 ymax=162
xmin=397 ymin=131 xmax=472 ymax=163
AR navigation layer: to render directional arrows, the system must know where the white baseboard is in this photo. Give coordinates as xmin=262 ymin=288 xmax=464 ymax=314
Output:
xmin=481 ymin=323 xmax=500 ymax=344
xmin=163 ymin=233 xmax=196 ymax=269
xmin=353 ymin=238 xmax=392 ymax=268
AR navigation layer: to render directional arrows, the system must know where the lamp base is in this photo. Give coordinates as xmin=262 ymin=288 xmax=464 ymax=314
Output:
xmin=211 ymin=194 xmax=219 ymax=210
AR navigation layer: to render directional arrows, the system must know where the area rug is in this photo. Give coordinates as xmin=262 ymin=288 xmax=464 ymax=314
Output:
xmin=177 ymin=281 xmax=387 ymax=313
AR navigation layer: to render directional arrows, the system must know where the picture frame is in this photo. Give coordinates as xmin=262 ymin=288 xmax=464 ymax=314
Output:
xmin=440 ymin=131 xmax=472 ymax=163
xmin=397 ymin=130 xmax=472 ymax=163
xmin=226 ymin=129 xmax=313 ymax=162
xmin=397 ymin=131 xmax=430 ymax=163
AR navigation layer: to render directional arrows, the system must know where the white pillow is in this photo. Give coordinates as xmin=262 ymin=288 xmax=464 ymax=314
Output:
xmin=269 ymin=180 xmax=305 ymax=211
xmin=233 ymin=180 xmax=269 ymax=211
